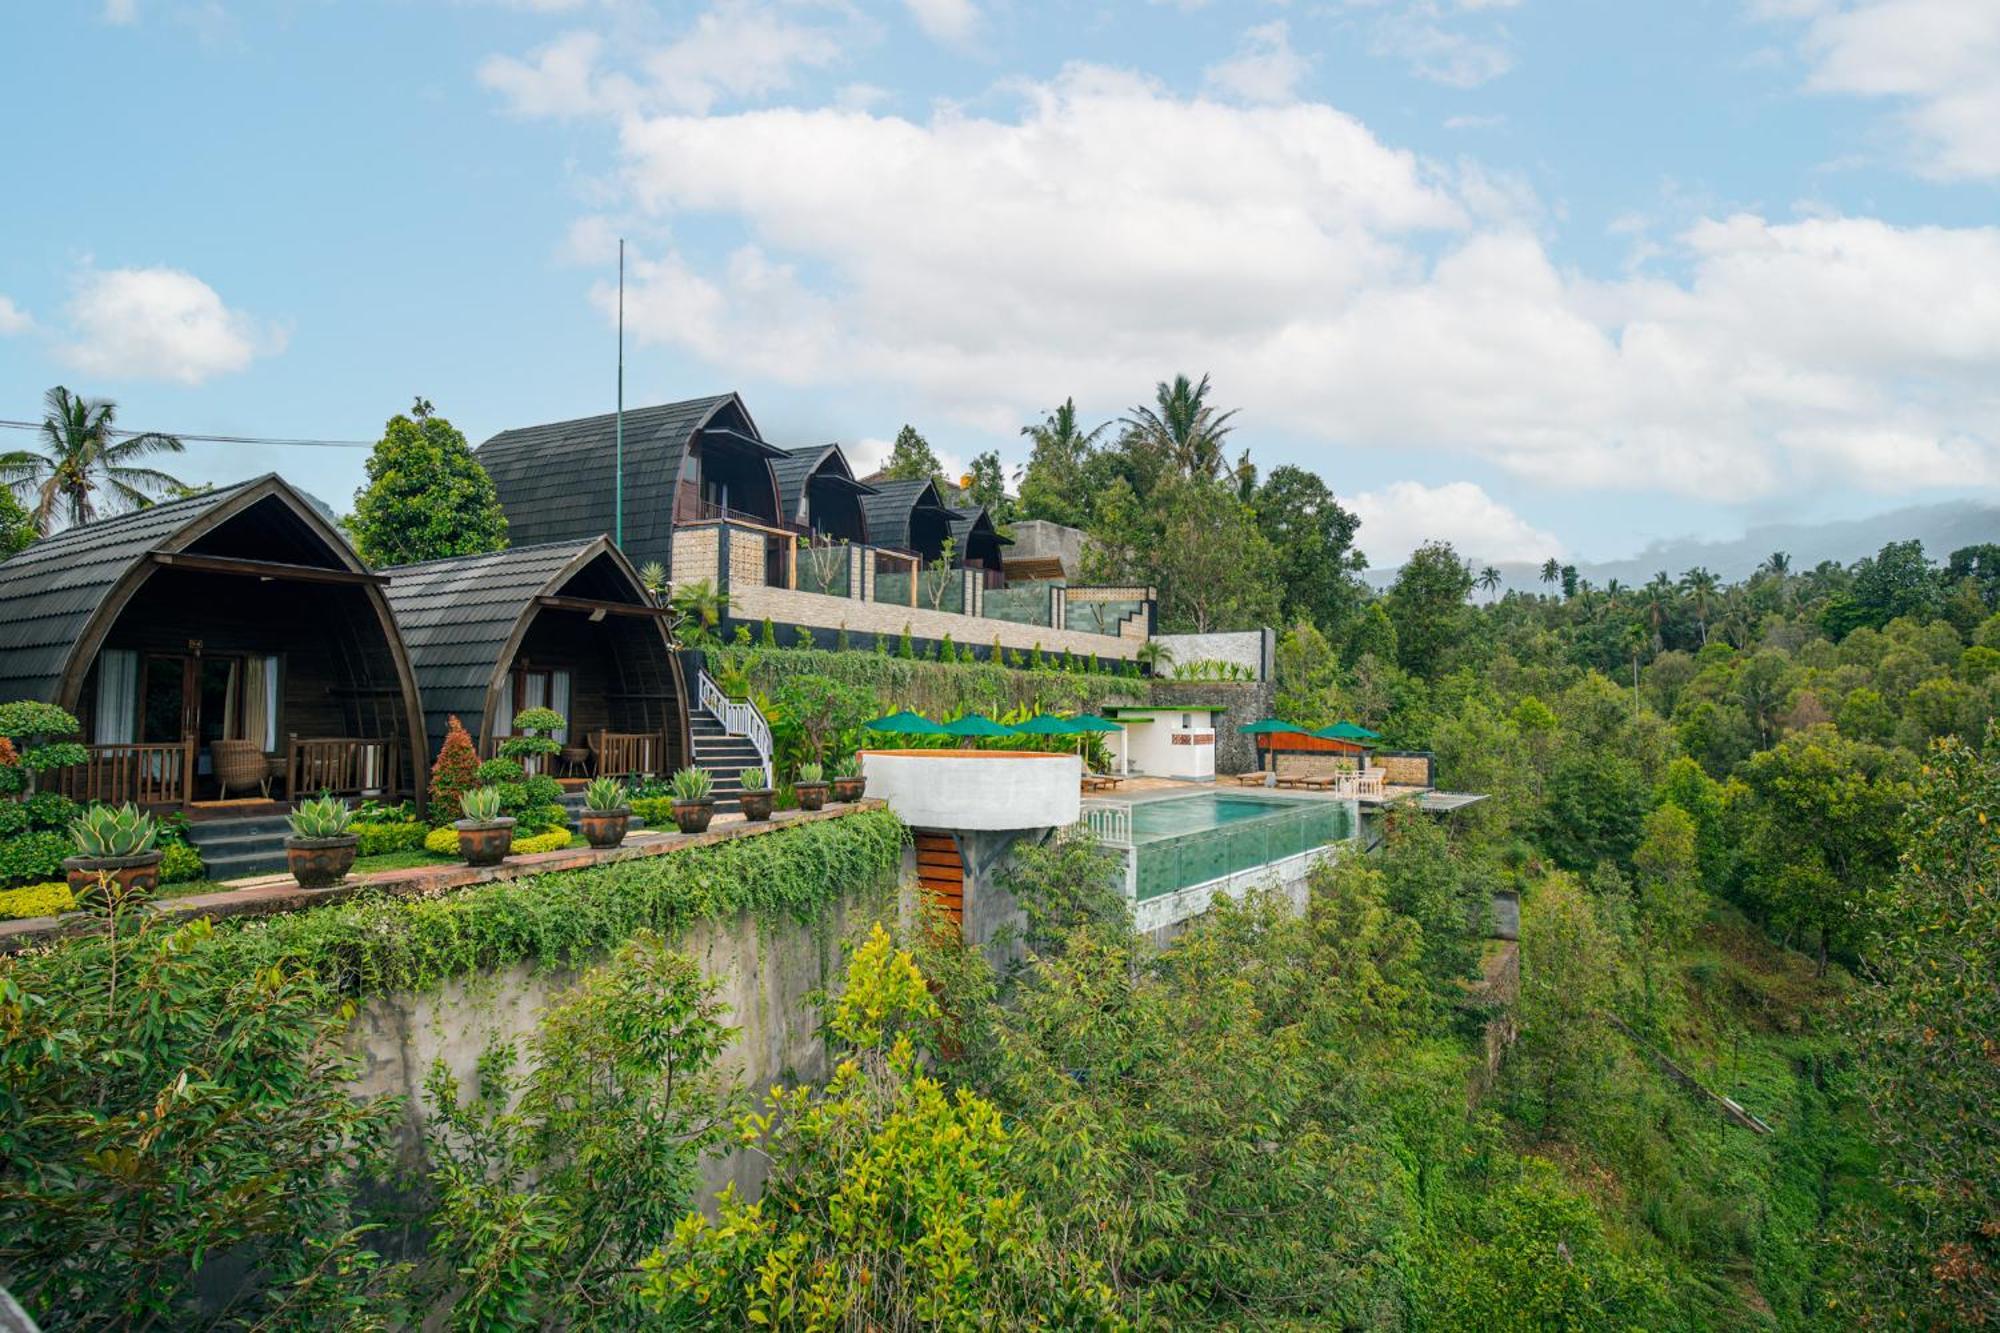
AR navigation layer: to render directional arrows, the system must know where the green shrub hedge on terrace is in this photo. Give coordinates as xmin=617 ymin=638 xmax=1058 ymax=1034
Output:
xmin=26 ymin=806 xmax=909 ymax=998
xmin=712 ymin=646 xmax=1145 ymax=720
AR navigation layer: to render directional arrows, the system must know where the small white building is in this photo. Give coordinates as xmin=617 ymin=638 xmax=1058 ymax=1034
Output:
xmin=1100 ymin=704 xmax=1225 ymax=781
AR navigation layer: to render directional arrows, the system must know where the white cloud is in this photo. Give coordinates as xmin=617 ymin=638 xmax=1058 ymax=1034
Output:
xmin=58 ymin=266 xmax=284 ymax=384
xmin=1345 ymin=481 xmax=1562 ymax=565
xmin=903 ymin=0 xmax=979 ymax=46
xmin=103 ymin=0 xmax=137 ymax=23
xmin=480 ymin=2 xmax=849 ymax=119
xmin=1777 ymin=0 xmax=2000 ymax=179
xmin=1372 ymin=8 xmax=1515 ymax=88
xmin=516 ymin=59 xmax=2000 ymax=503
xmin=1204 ymin=21 xmax=1310 ymax=105
xmin=0 ymin=297 xmax=32 ymax=336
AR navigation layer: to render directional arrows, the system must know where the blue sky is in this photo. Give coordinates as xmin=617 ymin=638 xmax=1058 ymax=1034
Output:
xmin=2 ymin=0 xmax=1995 ymax=568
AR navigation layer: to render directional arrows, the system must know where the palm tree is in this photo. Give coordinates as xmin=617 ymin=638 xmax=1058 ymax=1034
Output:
xmin=1477 ymin=565 xmax=1502 ymax=604
xmin=1122 ymin=373 xmax=1238 ymax=481
xmin=1539 ymin=557 xmax=1560 ymax=593
xmin=1018 ymin=398 xmax=1110 ymax=477
xmin=2 ymin=387 xmax=187 ymax=535
xmin=1638 ymin=573 xmax=1675 ymax=652
xmin=1680 ymin=566 xmax=1720 ymax=645
xmin=1134 ymin=639 xmax=1174 ymax=676
xmin=1760 ymin=550 xmax=1791 ymax=578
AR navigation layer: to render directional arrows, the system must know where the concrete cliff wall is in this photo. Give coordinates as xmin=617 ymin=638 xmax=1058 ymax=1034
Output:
xmin=348 ymin=875 xmax=890 ymax=1202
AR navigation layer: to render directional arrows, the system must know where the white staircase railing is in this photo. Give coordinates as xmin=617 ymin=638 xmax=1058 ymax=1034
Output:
xmin=697 ymin=669 xmax=773 ymax=777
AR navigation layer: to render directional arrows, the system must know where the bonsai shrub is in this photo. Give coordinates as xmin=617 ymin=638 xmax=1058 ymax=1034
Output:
xmin=585 ymin=776 xmax=630 ymax=811
xmin=289 ymin=795 xmax=356 ymax=840
xmin=71 ymin=803 xmax=158 ymax=859
xmin=500 ymin=707 xmax=566 ymax=771
xmin=474 ymin=757 xmax=567 ymax=833
xmin=429 ymin=716 xmax=480 ymax=821
xmin=0 ymin=701 xmax=89 ymax=798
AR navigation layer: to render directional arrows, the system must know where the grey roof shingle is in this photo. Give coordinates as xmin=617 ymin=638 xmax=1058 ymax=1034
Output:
xmin=0 ymin=476 xmax=269 ymax=704
xmin=475 ymin=394 xmax=783 ymax=569
xmin=948 ymin=504 xmax=1014 ymax=551
xmin=382 ymin=537 xmax=645 ymax=751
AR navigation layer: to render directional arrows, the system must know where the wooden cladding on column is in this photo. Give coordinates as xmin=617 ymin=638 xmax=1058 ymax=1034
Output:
xmin=914 ymin=831 xmax=965 ymax=935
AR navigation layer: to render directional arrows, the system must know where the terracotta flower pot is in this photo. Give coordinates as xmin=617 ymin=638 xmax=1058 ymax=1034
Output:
xmin=63 ymin=850 xmax=163 ymax=900
xmin=286 ymin=834 xmax=359 ymax=889
xmin=580 ymin=808 xmax=630 ymax=849
xmin=831 ymin=775 xmax=866 ymax=803
xmin=739 ymin=789 xmax=774 ymax=822
xmin=671 ymin=799 xmax=715 ymax=835
xmin=794 ymin=781 xmax=830 ymax=811
xmin=455 ymin=818 xmax=516 ymax=867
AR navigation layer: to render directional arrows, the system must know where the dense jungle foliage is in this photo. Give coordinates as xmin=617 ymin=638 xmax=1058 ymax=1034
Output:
xmin=5 ymin=455 xmax=2000 ymax=1325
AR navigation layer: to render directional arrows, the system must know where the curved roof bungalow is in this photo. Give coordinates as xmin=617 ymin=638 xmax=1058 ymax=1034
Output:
xmin=383 ymin=538 xmax=688 ymax=780
xmin=771 ymin=444 xmax=877 ymax=544
xmin=0 ymin=475 xmax=427 ymax=812
xmin=477 ymin=393 xmax=791 ymax=579
xmin=948 ymin=505 xmax=1012 ymax=584
xmin=861 ymin=478 xmax=958 ymax=563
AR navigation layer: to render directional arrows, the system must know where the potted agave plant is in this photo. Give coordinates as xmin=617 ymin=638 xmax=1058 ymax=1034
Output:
xmin=286 ymin=794 xmax=358 ymax=888
xmin=63 ymin=803 xmax=163 ymax=898
xmin=737 ymin=766 xmax=774 ymax=822
xmin=580 ymin=776 xmax=631 ymax=849
xmin=455 ymin=785 xmax=515 ymax=866
xmin=830 ymin=755 xmax=866 ymax=804
xmin=794 ymin=760 xmax=829 ymax=811
xmin=669 ymin=766 xmax=716 ymax=834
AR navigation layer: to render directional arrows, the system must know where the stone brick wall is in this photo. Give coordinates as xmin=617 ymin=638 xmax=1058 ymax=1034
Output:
xmin=671 ymin=526 xmax=719 ymax=588
xmin=726 ymin=526 xmax=768 ymax=589
xmin=728 ymin=582 xmax=1144 ymax=660
xmin=1153 ymin=629 xmax=1272 ymax=680
xmin=1372 ymin=751 xmax=1434 ymax=787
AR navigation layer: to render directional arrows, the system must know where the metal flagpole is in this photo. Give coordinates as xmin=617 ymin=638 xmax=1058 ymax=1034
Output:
xmin=615 ymin=238 xmax=625 ymax=549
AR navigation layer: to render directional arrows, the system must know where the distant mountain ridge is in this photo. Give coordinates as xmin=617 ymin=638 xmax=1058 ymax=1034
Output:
xmin=1365 ymin=499 xmax=2000 ymax=593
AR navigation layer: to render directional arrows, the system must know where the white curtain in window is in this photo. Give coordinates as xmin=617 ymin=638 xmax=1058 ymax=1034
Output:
xmin=93 ymin=650 xmax=138 ymax=744
xmin=549 ymin=670 xmax=570 ymax=744
xmin=492 ymin=674 xmax=514 ymax=747
xmin=242 ymin=657 xmax=279 ymax=751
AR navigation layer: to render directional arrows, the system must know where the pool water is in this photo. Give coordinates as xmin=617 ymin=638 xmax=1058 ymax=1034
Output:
xmin=1123 ymin=792 xmax=1355 ymax=901
xmin=1129 ymin=793 xmax=1309 ymax=841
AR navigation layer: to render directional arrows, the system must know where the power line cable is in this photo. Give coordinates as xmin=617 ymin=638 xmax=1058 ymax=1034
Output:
xmin=0 ymin=419 xmax=373 ymax=449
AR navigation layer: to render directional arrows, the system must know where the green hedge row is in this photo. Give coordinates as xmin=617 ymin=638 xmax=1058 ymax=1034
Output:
xmin=18 ymin=807 xmax=907 ymax=999
xmin=714 ymin=646 xmax=1146 ymax=720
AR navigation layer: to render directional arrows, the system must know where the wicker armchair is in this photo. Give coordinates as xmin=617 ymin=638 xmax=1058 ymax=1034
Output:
xmin=212 ymin=738 xmax=276 ymax=799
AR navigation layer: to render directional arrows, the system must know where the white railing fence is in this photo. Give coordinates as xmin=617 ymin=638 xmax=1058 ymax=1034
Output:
xmin=697 ymin=668 xmax=773 ymax=777
xmin=1061 ymin=799 xmax=1133 ymax=847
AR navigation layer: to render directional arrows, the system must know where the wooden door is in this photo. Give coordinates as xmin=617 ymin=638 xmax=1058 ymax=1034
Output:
xmin=914 ymin=831 xmax=964 ymax=936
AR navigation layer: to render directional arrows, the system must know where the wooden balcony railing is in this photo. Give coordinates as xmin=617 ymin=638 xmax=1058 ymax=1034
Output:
xmin=61 ymin=740 xmax=196 ymax=808
xmin=288 ymin=737 xmax=399 ymax=800
xmin=593 ymin=731 xmax=662 ymax=777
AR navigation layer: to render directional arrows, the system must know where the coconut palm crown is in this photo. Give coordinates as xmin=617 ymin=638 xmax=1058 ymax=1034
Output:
xmin=1 ymin=387 xmax=188 ymax=536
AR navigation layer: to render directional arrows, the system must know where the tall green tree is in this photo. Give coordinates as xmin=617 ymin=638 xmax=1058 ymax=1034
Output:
xmin=1085 ymin=475 xmax=1279 ymax=633
xmin=880 ymin=424 xmax=945 ymax=487
xmin=1120 ymin=373 xmax=1238 ymax=482
xmin=1 ymin=386 xmax=187 ymax=535
xmin=1384 ymin=540 xmax=1474 ymax=679
xmin=963 ymin=449 xmax=1011 ymax=519
xmin=0 ymin=485 xmax=34 ymax=559
xmin=1249 ymin=464 xmax=1367 ymax=634
xmin=1015 ymin=398 xmax=1108 ymax=529
xmin=1845 ymin=728 xmax=2000 ymax=1327
xmin=349 ymin=400 xmax=509 ymax=567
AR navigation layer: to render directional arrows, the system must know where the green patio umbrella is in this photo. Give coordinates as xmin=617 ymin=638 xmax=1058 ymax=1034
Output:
xmin=1065 ymin=714 xmax=1124 ymax=733
xmin=1311 ymin=721 xmax=1380 ymax=744
xmin=1238 ymin=717 xmax=1309 ymax=735
xmin=865 ymin=709 xmax=948 ymax=735
xmin=939 ymin=713 xmax=1019 ymax=738
xmin=1011 ymin=714 xmax=1083 ymax=735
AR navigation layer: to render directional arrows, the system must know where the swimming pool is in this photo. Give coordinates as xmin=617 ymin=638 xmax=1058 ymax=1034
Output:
xmin=1089 ymin=791 xmax=1356 ymax=901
